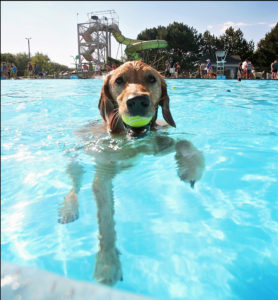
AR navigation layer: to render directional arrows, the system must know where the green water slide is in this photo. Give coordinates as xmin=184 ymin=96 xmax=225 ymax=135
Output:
xmin=82 ymin=23 xmax=168 ymax=61
xmin=109 ymin=24 xmax=167 ymax=60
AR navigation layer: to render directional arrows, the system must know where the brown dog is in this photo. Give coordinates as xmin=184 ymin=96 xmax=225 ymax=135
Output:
xmin=59 ymin=61 xmax=205 ymax=286
xmin=98 ymin=60 xmax=175 ymax=135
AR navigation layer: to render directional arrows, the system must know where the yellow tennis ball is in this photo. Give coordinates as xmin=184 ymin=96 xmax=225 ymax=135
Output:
xmin=171 ymin=86 xmax=176 ymax=89
xmin=121 ymin=115 xmax=152 ymax=127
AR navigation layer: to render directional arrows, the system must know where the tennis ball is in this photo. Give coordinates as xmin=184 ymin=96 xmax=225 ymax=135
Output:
xmin=121 ymin=115 xmax=152 ymax=127
xmin=171 ymin=86 xmax=176 ymax=89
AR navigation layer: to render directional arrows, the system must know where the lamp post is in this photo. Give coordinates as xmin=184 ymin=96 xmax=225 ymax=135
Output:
xmin=25 ymin=37 xmax=32 ymax=60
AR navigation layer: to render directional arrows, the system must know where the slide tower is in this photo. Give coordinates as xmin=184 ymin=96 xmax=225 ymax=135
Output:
xmin=77 ymin=10 xmax=167 ymax=66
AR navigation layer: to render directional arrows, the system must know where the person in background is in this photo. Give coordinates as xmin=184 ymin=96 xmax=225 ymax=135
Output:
xmin=200 ymin=62 xmax=206 ymax=78
xmin=28 ymin=62 xmax=33 ymax=78
xmin=242 ymin=59 xmax=248 ymax=79
xmin=82 ymin=63 xmax=89 ymax=78
xmin=3 ymin=62 xmax=8 ymax=78
xmin=112 ymin=63 xmax=117 ymax=70
xmin=206 ymin=59 xmax=213 ymax=79
xmin=34 ymin=64 xmax=39 ymax=78
xmin=246 ymin=59 xmax=253 ymax=79
xmin=164 ymin=60 xmax=170 ymax=77
xmin=95 ymin=63 xmax=101 ymax=76
xmin=11 ymin=63 xmax=17 ymax=79
xmin=169 ymin=58 xmax=175 ymax=78
xmin=175 ymin=62 xmax=181 ymax=78
xmin=7 ymin=64 xmax=11 ymax=79
xmin=105 ymin=64 xmax=112 ymax=73
xmin=271 ymin=59 xmax=278 ymax=79
xmin=237 ymin=61 xmax=242 ymax=81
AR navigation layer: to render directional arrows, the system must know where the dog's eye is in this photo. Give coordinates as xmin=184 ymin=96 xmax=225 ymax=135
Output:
xmin=115 ymin=77 xmax=124 ymax=84
xmin=148 ymin=75 xmax=156 ymax=83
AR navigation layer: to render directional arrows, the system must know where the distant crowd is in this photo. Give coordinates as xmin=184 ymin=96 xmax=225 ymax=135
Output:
xmin=1 ymin=62 xmax=48 ymax=79
xmin=163 ymin=58 xmax=278 ymax=80
xmin=26 ymin=62 xmax=48 ymax=78
xmin=81 ymin=62 xmax=117 ymax=78
xmin=2 ymin=58 xmax=278 ymax=80
xmin=1 ymin=62 xmax=18 ymax=79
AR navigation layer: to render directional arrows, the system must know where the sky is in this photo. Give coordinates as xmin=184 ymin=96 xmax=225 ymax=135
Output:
xmin=1 ymin=1 xmax=277 ymax=67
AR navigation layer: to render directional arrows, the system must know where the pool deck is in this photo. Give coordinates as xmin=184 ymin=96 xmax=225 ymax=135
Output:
xmin=1 ymin=261 xmax=156 ymax=300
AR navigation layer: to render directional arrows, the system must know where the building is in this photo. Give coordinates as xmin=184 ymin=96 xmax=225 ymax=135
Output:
xmin=200 ymin=55 xmax=241 ymax=79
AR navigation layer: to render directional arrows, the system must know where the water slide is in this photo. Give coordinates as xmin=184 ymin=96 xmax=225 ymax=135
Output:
xmin=81 ymin=23 xmax=167 ymax=61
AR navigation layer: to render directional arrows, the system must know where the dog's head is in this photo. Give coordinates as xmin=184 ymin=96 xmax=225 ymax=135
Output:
xmin=98 ymin=61 xmax=176 ymax=135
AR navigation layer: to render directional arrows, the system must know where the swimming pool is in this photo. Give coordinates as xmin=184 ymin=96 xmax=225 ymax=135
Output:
xmin=1 ymin=79 xmax=278 ymax=300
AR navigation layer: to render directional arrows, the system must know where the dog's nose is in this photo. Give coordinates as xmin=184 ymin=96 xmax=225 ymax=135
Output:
xmin=126 ymin=95 xmax=150 ymax=116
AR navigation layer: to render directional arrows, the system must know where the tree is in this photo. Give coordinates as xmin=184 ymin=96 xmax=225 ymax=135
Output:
xmin=137 ymin=25 xmax=168 ymax=70
xmin=137 ymin=22 xmax=201 ymax=71
xmin=1 ymin=52 xmax=70 ymax=76
xmin=253 ymin=23 xmax=278 ymax=71
xmin=200 ymin=30 xmax=223 ymax=57
xmin=0 ymin=52 xmax=29 ymax=76
xmin=219 ymin=27 xmax=254 ymax=60
xmin=14 ymin=53 xmax=29 ymax=76
xmin=0 ymin=53 xmax=16 ymax=64
xmin=30 ymin=52 xmax=51 ymax=72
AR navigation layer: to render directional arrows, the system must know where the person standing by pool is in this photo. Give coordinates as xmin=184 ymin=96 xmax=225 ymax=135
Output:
xmin=237 ymin=61 xmax=243 ymax=81
xmin=271 ymin=59 xmax=278 ymax=79
xmin=95 ymin=63 xmax=101 ymax=76
xmin=28 ymin=62 xmax=33 ymax=78
xmin=164 ymin=60 xmax=170 ymax=77
xmin=170 ymin=58 xmax=175 ymax=78
xmin=34 ymin=64 xmax=39 ymax=78
xmin=82 ymin=63 xmax=89 ymax=78
xmin=206 ymin=59 xmax=213 ymax=79
xmin=246 ymin=59 xmax=253 ymax=79
xmin=7 ymin=64 xmax=11 ymax=79
xmin=175 ymin=62 xmax=181 ymax=78
xmin=11 ymin=63 xmax=17 ymax=79
xmin=200 ymin=62 xmax=206 ymax=78
xmin=242 ymin=59 xmax=249 ymax=79
xmin=2 ymin=62 xmax=8 ymax=79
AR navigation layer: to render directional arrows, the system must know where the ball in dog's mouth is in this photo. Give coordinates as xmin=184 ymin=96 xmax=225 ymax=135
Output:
xmin=121 ymin=115 xmax=152 ymax=128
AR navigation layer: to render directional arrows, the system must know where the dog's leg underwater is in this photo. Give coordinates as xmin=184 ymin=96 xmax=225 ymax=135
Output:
xmin=92 ymin=165 xmax=123 ymax=286
xmin=175 ymin=140 xmax=205 ymax=187
xmin=58 ymin=161 xmax=84 ymax=224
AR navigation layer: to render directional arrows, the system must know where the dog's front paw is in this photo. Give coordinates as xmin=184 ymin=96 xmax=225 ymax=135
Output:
xmin=94 ymin=248 xmax=123 ymax=286
xmin=175 ymin=140 xmax=205 ymax=188
xmin=58 ymin=191 xmax=79 ymax=224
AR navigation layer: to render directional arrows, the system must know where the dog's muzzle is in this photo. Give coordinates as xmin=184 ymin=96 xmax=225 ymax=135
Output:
xmin=126 ymin=95 xmax=150 ymax=116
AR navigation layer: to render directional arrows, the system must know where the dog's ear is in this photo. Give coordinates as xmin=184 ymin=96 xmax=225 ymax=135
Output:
xmin=159 ymin=78 xmax=176 ymax=127
xmin=98 ymin=74 xmax=124 ymax=133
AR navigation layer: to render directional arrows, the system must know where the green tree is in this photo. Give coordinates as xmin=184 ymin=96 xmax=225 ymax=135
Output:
xmin=200 ymin=30 xmax=223 ymax=57
xmin=137 ymin=22 xmax=201 ymax=71
xmin=253 ymin=23 xmax=278 ymax=71
xmin=14 ymin=53 xmax=29 ymax=76
xmin=30 ymin=52 xmax=51 ymax=72
xmin=48 ymin=61 xmax=70 ymax=74
xmin=0 ymin=52 xmax=29 ymax=76
xmin=0 ymin=53 xmax=16 ymax=64
xmin=219 ymin=27 xmax=254 ymax=60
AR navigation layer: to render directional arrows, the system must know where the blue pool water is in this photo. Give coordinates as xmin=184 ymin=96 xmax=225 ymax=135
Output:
xmin=1 ymin=79 xmax=278 ymax=300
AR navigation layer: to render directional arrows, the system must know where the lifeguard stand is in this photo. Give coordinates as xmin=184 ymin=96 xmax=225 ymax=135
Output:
xmin=215 ymin=50 xmax=227 ymax=79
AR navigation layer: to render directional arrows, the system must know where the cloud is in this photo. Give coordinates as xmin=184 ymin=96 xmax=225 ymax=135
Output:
xmin=269 ymin=23 xmax=276 ymax=28
xmin=220 ymin=21 xmax=250 ymax=33
xmin=207 ymin=25 xmax=214 ymax=30
xmin=258 ymin=22 xmax=266 ymax=25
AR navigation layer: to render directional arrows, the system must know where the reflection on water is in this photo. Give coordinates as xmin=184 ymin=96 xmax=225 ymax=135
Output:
xmin=1 ymin=79 xmax=278 ymax=300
